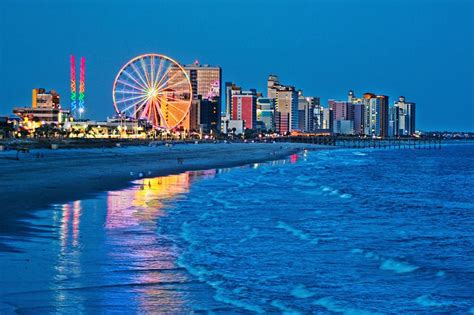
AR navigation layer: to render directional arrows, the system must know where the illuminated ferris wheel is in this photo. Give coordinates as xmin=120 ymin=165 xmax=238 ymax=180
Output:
xmin=112 ymin=54 xmax=192 ymax=130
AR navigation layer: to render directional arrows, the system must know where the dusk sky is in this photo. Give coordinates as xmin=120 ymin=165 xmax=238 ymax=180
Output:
xmin=0 ymin=0 xmax=472 ymax=131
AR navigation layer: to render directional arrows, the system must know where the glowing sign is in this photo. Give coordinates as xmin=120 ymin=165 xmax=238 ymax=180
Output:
xmin=206 ymin=80 xmax=220 ymax=100
xmin=70 ymin=55 xmax=77 ymax=115
xmin=78 ymin=57 xmax=85 ymax=116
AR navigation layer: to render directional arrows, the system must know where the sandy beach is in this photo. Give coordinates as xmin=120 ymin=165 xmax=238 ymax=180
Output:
xmin=0 ymin=142 xmax=324 ymax=251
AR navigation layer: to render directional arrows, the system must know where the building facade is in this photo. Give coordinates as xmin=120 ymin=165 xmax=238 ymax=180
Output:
xmin=393 ymin=96 xmax=416 ymax=136
xmin=256 ymin=97 xmax=275 ymax=131
xmin=267 ymin=75 xmax=299 ymax=134
xmin=13 ymin=88 xmax=70 ymax=126
xmin=231 ymin=89 xmax=257 ymax=130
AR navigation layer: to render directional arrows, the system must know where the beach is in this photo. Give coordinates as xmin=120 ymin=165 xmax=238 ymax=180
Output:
xmin=0 ymin=142 xmax=321 ymax=250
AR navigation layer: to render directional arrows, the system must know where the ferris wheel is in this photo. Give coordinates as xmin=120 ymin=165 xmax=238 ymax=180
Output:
xmin=112 ymin=54 xmax=192 ymax=130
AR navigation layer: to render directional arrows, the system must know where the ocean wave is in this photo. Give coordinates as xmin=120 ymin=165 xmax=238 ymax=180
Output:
xmin=379 ymin=259 xmax=419 ymax=274
xmin=271 ymin=300 xmax=302 ymax=315
xmin=351 ymin=248 xmax=419 ymax=274
xmin=291 ymin=284 xmax=315 ymax=299
xmin=318 ymin=185 xmax=353 ymax=199
xmin=352 ymin=152 xmax=368 ymax=156
xmin=313 ymin=297 xmax=377 ymax=315
xmin=214 ymin=292 xmax=264 ymax=314
xmin=415 ymin=295 xmax=450 ymax=307
xmin=276 ymin=221 xmax=319 ymax=244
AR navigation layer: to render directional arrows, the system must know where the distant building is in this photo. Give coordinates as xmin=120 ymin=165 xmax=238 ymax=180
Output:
xmin=334 ymin=120 xmax=354 ymax=135
xmin=348 ymin=90 xmax=365 ymax=135
xmin=13 ymin=88 xmax=70 ymax=126
xmin=322 ymin=107 xmax=332 ymax=130
xmin=199 ymin=97 xmax=220 ymax=133
xmin=393 ymin=96 xmax=416 ymax=136
xmin=182 ymin=62 xmax=222 ymax=130
xmin=267 ymin=75 xmax=299 ymax=134
xmin=328 ymin=100 xmax=354 ymax=135
xmin=256 ymin=97 xmax=275 ymax=131
xmin=297 ymin=92 xmax=318 ymax=132
xmin=231 ymin=89 xmax=257 ymax=130
xmin=363 ymin=93 xmax=389 ymax=138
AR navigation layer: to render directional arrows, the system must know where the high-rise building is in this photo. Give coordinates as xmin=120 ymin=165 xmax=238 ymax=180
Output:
xmin=256 ymin=97 xmax=275 ymax=131
xmin=267 ymin=75 xmax=299 ymax=134
xmin=328 ymin=100 xmax=354 ymax=135
xmin=347 ymin=90 xmax=366 ymax=135
xmin=393 ymin=96 xmax=416 ymax=136
xmin=231 ymin=89 xmax=257 ymax=130
xmin=181 ymin=62 xmax=222 ymax=131
xmin=363 ymin=93 xmax=389 ymax=138
xmin=199 ymin=97 xmax=220 ymax=133
xmin=267 ymin=74 xmax=279 ymax=100
xmin=297 ymin=92 xmax=319 ymax=132
xmin=322 ymin=107 xmax=332 ymax=130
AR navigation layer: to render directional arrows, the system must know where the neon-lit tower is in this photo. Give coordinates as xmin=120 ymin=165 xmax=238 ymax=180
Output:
xmin=70 ymin=55 xmax=77 ymax=116
xmin=78 ymin=57 xmax=85 ymax=118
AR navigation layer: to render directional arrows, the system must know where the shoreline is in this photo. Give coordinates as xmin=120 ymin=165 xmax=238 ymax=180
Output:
xmin=0 ymin=142 xmax=329 ymax=251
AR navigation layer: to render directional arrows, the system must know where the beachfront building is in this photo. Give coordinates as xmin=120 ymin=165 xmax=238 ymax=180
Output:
xmin=297 ymin=92 xmax=318 ymax=132
xmin=347 ymin=90 xmax=366 ymax=135
xmin=328 ymin=100 xmax=354 ymax=135
xmin=267 ymin=75 xmax=298 ymax=134
xmin=231 ymin=89 xmax=257 ymax=130
xmin=256 ymin=97 xmax=275 ymax=131
xmin=13 ymin=88 xmax=70 ymax=131
xmin=393 ymin=96 xmax=416 ymax=136
xmin=363 ymin=93 xmax=389 ymax=138
xmin=182 ymin=61 xmax=222 ymax=131
xmin=199 ymin=97 xmax=220 ymax=133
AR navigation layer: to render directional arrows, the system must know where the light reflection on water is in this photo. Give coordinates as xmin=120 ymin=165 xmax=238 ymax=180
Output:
xmin=0 ymin=159 xmax=295 ymax=313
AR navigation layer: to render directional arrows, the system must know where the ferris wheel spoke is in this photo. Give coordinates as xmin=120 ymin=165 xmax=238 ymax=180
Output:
xmin=150 ymin=57 xmax=155 ymax=90
xmin=115 ymin=89 xmax=146 ymax=96
xmin=154 ymin=64 xmax=172 ymax=91
xmin=158 ymin=77 xmax=189 ymax=93
xmin=115 ymin=94 xmax=148 ymax=105
xmin=120 ymin=95 xmax=149 ymax=113
xmin=153 ymin=58 xmax=165 ymax=89
xmin=139 ymin=99 xmax=152 ymax=120
xmin=131 ymin=99 xmax=148 ymax=118
xmin=157 ymin=69 xmax=182 ymax=92
xmin=121 ymin=70 xmax=148 ymax=91
xmin=116 ymin=79 xmax=145 ymax=92
xmin=154 ymin=99 xmax=169 ymax=129
xmin=140 ymin=57 xmax=151 ymax=87
xmin=130 ymin=63 xmax=150 ymax=90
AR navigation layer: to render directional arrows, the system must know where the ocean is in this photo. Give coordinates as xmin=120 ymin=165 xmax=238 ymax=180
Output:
xmin=1 ymin=143 xmax=473 ymax=313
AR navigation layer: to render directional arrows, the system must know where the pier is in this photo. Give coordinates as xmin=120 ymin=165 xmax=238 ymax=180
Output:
xmin=276 ymin=136 xmax=443 ymax=149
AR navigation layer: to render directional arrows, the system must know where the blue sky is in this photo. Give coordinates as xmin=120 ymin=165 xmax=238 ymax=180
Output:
xmin=0 ymin=0 xmax=472 ymax=131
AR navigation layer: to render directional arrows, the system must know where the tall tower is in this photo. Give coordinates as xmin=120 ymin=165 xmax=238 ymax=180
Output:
xmin=78 ymin=57 xmax=86 ymax=118
xmin=70 ymin=55 xmax=77 ymax=116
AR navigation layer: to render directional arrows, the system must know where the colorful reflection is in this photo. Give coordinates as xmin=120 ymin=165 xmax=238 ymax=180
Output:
xmin=107 ymin=172 xmax=188 ymax=229
xmin=104 ymin=170 xmax=217 ymax=311
xmin=59 ymin=200 xmax=82 ymax=250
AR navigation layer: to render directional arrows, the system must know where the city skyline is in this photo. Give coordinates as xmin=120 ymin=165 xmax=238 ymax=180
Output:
xmin=0 ymin=0 xmax=472 ymax=131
